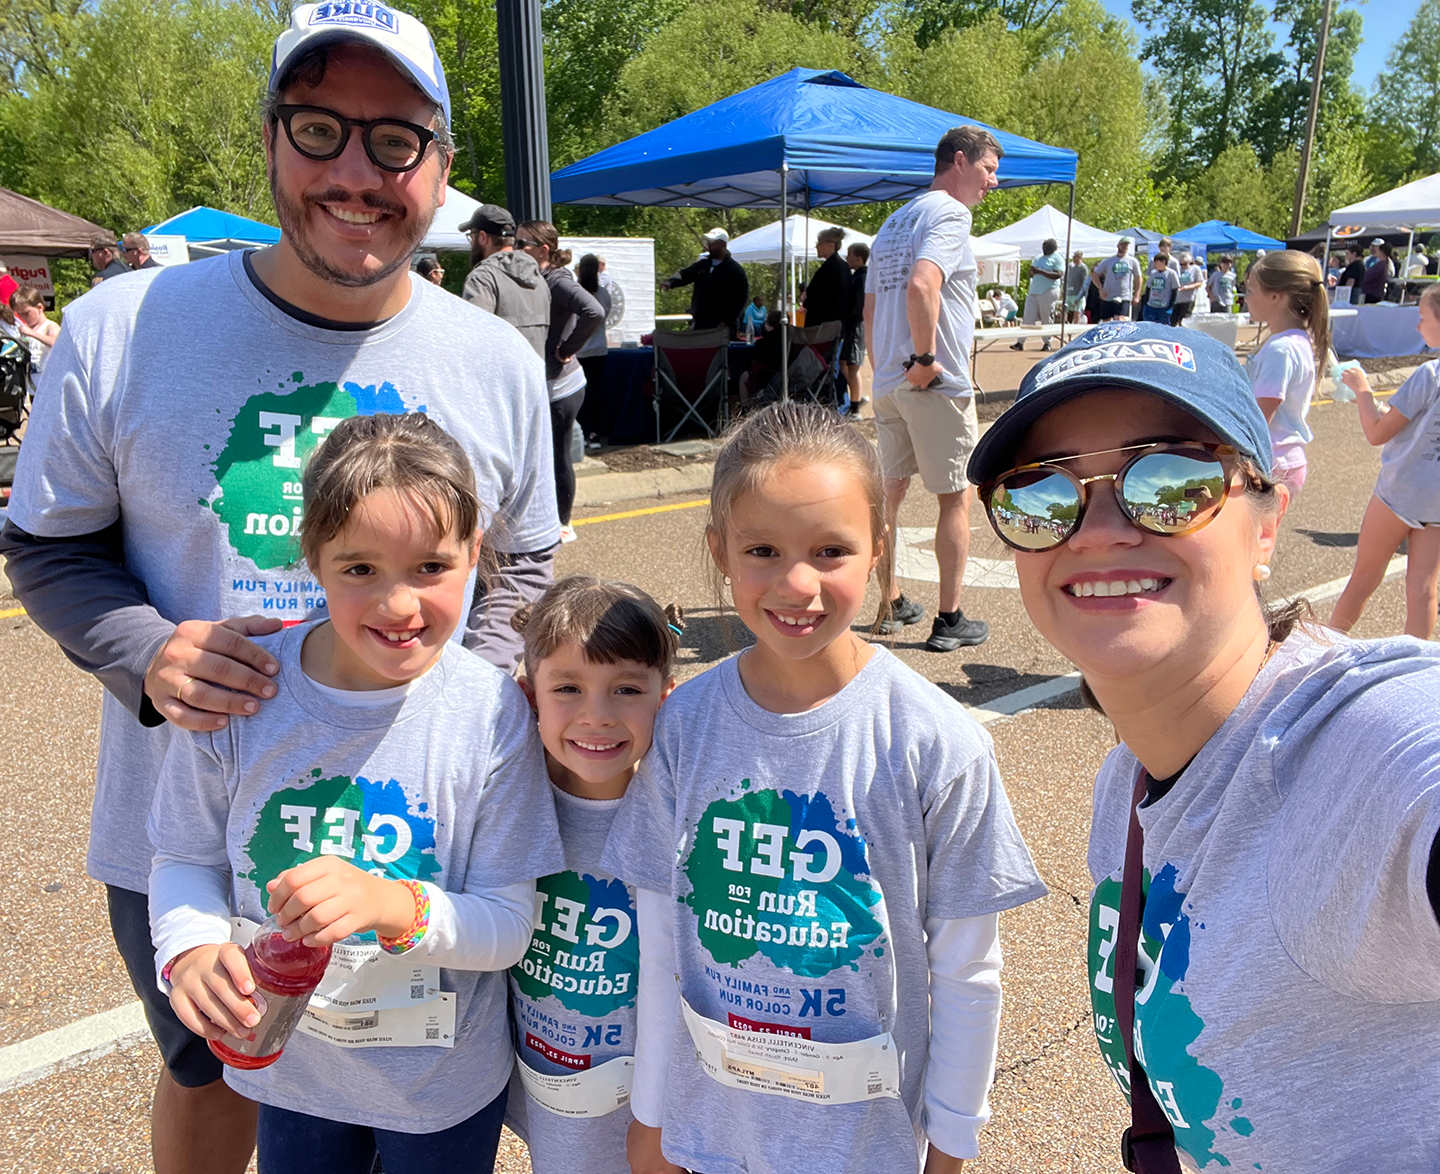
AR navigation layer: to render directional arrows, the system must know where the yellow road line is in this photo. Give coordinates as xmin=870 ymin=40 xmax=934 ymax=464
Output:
xmin=0 ymin=607 xmax=25 ymax=619
xmin=572 ymin=498 xmax=710 ymax=527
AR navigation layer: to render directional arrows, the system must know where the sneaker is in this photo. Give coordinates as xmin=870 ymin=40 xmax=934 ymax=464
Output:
xmin=854 ymin=396 xmax=869 ymax=408
xmin=559 ymin=525 xmax=578 ymax=545
xmin=925 ymin=612 xmax=989 ymax=651
xmin=1009 ymin=340 xmax=1025 ymax=351
xmin=878 ymin=595 xmax=924 ymax=635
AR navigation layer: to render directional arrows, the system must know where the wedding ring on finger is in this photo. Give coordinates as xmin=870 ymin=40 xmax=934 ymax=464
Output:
xmin=177 ymin=675 xmax=193 ymax=704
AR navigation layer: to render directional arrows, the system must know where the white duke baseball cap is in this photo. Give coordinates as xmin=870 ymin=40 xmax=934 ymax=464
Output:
xmin=271 ymin=2 xmax=450 ymax=123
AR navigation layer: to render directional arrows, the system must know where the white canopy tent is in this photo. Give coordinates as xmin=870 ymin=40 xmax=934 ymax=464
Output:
xmin=727 ymin=215 xmax=873 ymax=264
xmin=421 ymin=186 xmax=484 ymax=251
xmin=973 ymin=204 xmax=1120 ymax=258
xmin=1330 ymin=174 xmax=1440 ymax=228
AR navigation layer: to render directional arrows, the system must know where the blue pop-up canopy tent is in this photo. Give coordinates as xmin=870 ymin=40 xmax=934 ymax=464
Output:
xmin=551 ymin=68 xmax=1077 ymax=209
xmin=1174 ymin=220 xmax=1284 ymax=251
xmin=142 ymin=206 xmax=280 ymax=257
xmin=553 ymin=69 xmax=1079 ymax=399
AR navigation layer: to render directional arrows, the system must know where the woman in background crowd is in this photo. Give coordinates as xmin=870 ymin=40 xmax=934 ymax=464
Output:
xmin=519 ymin=221 xmax=605 ymax=546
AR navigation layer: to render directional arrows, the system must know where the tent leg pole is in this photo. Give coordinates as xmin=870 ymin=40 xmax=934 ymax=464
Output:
xmin=781 ymin=166 xmax=789 ymax=403
xmin=1062 ymin=182 xmax=1075 ymax=346
xmin=1405 ymin=228 xmax=1415 ymax=304
xmin=1323 ymin=227 xmax=1332 ymax=309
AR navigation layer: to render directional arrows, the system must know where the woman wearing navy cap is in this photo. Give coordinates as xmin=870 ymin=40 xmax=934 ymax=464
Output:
xmin=967 ymin=322 xmax=1440 ymax=1173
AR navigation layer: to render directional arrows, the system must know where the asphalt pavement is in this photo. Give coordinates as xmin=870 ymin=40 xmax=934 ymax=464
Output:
xmin=0 ymin=392 xmax=1415 ymax=1173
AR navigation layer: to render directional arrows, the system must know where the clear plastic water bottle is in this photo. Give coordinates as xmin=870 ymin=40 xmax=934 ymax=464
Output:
xmin=745 ymin=317 xmax=755 ymax=345
xmin=208 ymin=916 xmax=332 ymax=1070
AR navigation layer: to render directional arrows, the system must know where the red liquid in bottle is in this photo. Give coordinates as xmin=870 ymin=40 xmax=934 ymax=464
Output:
xmin=209 ymin=920 xmax=332 ymax=1070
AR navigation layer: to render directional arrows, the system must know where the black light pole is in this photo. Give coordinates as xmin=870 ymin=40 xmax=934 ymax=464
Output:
xmin=496 ymin=0 xmax=551 ymax=222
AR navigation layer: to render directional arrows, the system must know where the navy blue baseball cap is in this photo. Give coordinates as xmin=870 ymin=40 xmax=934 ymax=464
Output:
xmin=967 ymin=321 xmax=1275 ymax=484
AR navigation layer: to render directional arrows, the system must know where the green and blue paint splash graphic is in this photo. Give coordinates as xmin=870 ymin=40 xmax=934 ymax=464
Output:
xmin=1089 ymin=864 xmax=1257 ymax=1168
xmin=240 ymin=770 xmax=440 ymax=915
xmin=512 ymin=870 xmax=639 ymax=1017
xmin=207 ymin=375 xmax=422 ymax=570
xmin=683 ymin=784 xmax=884 ymax=977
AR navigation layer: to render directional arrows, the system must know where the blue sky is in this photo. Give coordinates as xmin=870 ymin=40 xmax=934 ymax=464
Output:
xmin=1099 ymin=0 xmax=1423 ymax=91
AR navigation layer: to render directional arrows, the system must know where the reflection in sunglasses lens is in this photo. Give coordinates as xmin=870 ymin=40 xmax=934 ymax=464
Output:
xmin=1121 ymin=451 xmax=1226 ymax=534
xmin=989 ymin=469 xmax=1079 ymax=550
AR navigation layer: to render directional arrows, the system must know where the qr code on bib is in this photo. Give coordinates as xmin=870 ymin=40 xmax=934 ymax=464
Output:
xmin=426 ymin=1027 xmax=439 ymax=1040
xmin=411 ymin=984 xmax=425 ymax=1000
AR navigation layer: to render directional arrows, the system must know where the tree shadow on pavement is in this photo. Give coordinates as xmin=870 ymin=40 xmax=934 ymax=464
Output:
xmin=1295 ymin=529 xmax=1359 ymax=547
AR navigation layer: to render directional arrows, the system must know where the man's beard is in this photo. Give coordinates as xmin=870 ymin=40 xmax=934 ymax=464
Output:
xmin=269 ymin=160 xmax=437 ymax=289
xmin=470 ymin=237 xmax=487 ymax=268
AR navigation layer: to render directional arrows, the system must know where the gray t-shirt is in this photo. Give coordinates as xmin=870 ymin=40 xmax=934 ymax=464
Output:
xmin=1092 ymin=253 xmax=1139 ymax=302
xmin=1375 ymin=359 xmax=1440 ymax=526
xmin=1144 ymin=267 xmax=1180 ymax=308
xmin=1174 ymin=262 xmax=1205 ymax=304
xmin=148 ymin=623 xmax=566 ymax=1132
xmin=7 ymin=250 xmax=558 ymax=893
xmin=868 ymin=189 xmax=977 ymax=399
xmin=602 ymin=647 xmax=1046 ymax=1174
xmin=506 ymin=786 xmax=636 ymax=1174
xmin=1087 ymin=633 xmax=1440 ymax=1172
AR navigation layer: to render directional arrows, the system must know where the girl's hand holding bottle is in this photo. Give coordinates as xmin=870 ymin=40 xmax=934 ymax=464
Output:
xmin=265 ymin=856 xmax=417 ymax=947
xmin=1338 ymin=362 xmax=1372 ymax=402
xmin=167 ymin=941 xmax=264 ymax=1040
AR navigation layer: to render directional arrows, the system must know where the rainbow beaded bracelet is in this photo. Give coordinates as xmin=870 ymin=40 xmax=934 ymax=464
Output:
xmin=378 ymin=878 xmax=430 ymax=956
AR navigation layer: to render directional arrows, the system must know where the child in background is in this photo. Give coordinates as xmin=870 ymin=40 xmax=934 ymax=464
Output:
xmin=10 ymin=285 xmax=57 ymax=378
xmin=1242 ymin=250 xmax=1329 ymax=498
xmin=149 ymin=413 xmax=565 ymax=1173
xmin=992 ymin=286 xmax=1019 ymax=322
xmin=1331 ymin=282 xmax=1440 ymax=640
xmin=1141 ymin=252 xmax=1180 ymax=324
xmin=1208 ymin=254 xmax=1237 ymax=313
xmin=605 ymin=402 xmax=1046 ymax=1174
xmin=504 ymin=577 xmax=681 ymax=1174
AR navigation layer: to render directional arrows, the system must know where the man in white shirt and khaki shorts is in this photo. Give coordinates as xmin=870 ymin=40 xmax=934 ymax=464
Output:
xmin=864 ymin=125 xmax=1000 ymax=651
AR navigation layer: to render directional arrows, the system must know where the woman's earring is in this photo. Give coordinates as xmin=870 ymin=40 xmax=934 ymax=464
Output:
xmin=723 ymin=575 xmax=731 ymax=587
xmin=1252 ymin=564 xmax=1271 ymax=582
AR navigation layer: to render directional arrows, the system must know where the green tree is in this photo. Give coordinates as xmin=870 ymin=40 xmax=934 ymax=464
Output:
xmin=1132 ymin=0 xmax=1283 ymax=179
xmin=2 ymin=0 xmax=274 ymax=231
xmin=1370 ymin=0 xmax=1440 ymax=183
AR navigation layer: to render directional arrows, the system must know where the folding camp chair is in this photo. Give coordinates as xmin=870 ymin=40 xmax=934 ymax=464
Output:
xmin=785 ymin=320 xmax=842 ymax=405
xmin=0 ymin=338 xmax=31 ymax=443
xmin=651 ymin=326 xmax=730 ymax=442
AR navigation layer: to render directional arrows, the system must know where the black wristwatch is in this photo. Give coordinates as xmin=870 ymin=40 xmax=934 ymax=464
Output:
xmin=903 ymin=352 xmax=936 ymax=369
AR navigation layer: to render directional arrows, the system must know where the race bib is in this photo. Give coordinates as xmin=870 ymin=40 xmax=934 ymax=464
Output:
xmin=516 ymin=1053 xmax=634 ymax=1119
xmin=298 ymin=992 xmax=456 ymax=1049
xmin=680 ymin=997 xmax=899 ymax=1105
xmin=310 ymin=937 xmax=441 ymax=1013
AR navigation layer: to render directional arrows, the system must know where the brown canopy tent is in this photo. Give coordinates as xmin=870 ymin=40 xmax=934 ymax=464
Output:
xmin=0 ymin=187 xmax=112 ymax=257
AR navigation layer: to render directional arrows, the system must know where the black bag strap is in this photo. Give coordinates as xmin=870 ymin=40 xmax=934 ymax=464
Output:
xmin=1113 ymin=769 xmax=1182 ymax=1174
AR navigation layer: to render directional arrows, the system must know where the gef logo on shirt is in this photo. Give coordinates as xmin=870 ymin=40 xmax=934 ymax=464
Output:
xmin=206 ymin=375 xmax=418 ymax=570
xmin=682 ymin=784 xmax=885 ymax=978
xmin=512 ymin=870 xmax=639 ymax=1017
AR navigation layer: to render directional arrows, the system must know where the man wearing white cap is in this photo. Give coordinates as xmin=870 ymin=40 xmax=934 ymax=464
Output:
xmin=661 ymin=226 xmax=749 ymax=332
xmin=0 ymin=6 xmax=556 ymax=1170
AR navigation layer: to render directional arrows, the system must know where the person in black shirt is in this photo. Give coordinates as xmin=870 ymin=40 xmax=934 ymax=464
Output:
xmin=840 ymin=241 xmax=869 ymax=414
xmin=88 ymin=235 xmax=130 ymax=282
xmin=662 ymin=227 xmax=749 ymax=333
xmin=803 ymin=225 xmax=849 ymax=327
xmin=1338 ymin=243 xmax=1367 ymax=302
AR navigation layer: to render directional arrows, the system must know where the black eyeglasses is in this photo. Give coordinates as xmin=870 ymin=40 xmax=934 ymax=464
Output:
xmin=275 ymin=104 xmax=439 ymax=173
xmin=514 ymin=237 xmax=542 ymax=249
xmin=981 ymin=442 xmax=1242 ymax=552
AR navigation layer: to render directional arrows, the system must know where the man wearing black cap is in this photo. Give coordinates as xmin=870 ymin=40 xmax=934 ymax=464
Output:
xmin=88 ymin=235 xmax=130 ymax=282
xmin=461 ymin=202 xmax=550 ymax=357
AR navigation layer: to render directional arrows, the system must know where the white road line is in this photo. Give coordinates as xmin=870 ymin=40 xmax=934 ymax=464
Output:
xmin=0 ymin=1000 xmax=148 ymax=1095
xmin=0 ymin=559 xmax=1410 ymax=1091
